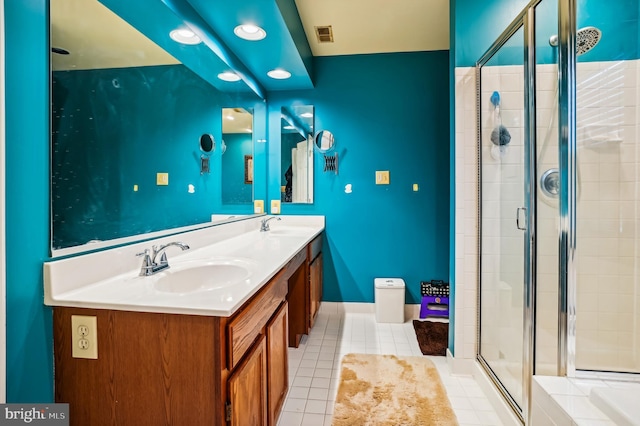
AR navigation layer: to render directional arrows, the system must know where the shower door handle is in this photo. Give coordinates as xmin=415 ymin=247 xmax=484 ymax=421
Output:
xmin=516 ymin=207 xmax=527 ymax=231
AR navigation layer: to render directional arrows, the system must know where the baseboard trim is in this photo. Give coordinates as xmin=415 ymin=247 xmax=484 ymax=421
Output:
xmin=318 ymin=302 xmax=421 ymax=321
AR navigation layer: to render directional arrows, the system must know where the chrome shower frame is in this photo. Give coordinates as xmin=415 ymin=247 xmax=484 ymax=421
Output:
xmin=475 ymin=1 xmax=540 ymax=422
xmin=475 ymin=0 xmax=580 ymax=422
xmin=557 ymin=0 xmax=577 ymax=379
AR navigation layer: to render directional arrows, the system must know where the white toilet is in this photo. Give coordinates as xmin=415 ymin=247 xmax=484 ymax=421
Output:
xmin=374 ymin=278 xmax=406 ymax=323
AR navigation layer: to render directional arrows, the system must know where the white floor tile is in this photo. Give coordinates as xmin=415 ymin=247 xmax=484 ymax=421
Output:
xmin=300 ymin=412 xmax=325 ymax=426
xmin=283 ymin=398 xmax=306 ymax=413
xmin=308 ymin=387 xmax=329 ymax=401
xmin=276 ymin=411 xmax=303 ymax=426
xmin=305 ymin=399 xmax=327 ymax=414
xmin=277 ymin=310 xmax=504 ymax=425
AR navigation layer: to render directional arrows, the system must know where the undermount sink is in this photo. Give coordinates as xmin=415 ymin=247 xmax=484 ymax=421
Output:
xmin=153 ymin=259 xmax=255 ymax=294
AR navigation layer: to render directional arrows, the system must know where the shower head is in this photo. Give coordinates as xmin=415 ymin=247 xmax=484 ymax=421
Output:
xmin=548 ymin=26 xmax=602 ymax=55
xmin=576 ymin=27 xmax=602 ymax=55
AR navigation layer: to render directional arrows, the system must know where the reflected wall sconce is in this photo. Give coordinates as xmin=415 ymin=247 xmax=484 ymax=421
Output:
xmin=199 ymin=134 xmax=215 ymax=174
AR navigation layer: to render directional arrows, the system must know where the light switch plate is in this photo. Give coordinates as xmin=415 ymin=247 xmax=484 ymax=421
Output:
xmin=71 ymin=315 xmax=98 ymax=359
xmin=376 ymin=171 xmax=390 ymax=185
xmin=156 ymin=173 xmax=169 ymax=186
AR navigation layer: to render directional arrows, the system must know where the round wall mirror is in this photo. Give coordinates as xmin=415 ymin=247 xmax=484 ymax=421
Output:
xmin=314 ymin=130 xmax=335 ymax=153
xmin=200 ymin=134 xmax=215 ymax=153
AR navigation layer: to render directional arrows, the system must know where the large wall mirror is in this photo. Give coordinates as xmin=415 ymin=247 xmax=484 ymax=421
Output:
xmin=50 ymin=0 xmax=264 ymax=255
xmin=280 ymin=106 xmax=314 ymax=203
xmin=222 ymin=108 xmax=254 ymax=205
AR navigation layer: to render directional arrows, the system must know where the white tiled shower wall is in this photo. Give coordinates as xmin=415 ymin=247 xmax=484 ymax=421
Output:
xmin=454 ymin=59 xmax=640 ymax=418
xmin=573 ymin=60 xmax=639 ymax=372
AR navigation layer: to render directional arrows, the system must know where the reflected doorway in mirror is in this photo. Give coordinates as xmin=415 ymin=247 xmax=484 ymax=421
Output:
xmin=244 ymin=155 xmax=253 ymax=184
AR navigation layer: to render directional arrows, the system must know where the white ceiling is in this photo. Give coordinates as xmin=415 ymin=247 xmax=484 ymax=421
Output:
xmin=294 ymin=0 xmax=450 ymax=56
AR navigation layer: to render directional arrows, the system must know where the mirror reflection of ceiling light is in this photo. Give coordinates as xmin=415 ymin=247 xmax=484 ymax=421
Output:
xmin=283 ymin=125 xmax=295 ymax=130
xmin=217 ymin=71 xmax=241 ymax=82
xmin=169 ymin=28 xmax=201 ymax=45
xmin=234 ymin=24 xmax=266 ymax=41
xmin=300 ymin=112 xmax=313 ymax=118
xmin=267 ymin=69 xmax=291 ymax=79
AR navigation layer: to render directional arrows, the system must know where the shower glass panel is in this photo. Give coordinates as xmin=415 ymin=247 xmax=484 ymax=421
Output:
xmin=479 ymin=25 xmax=526 ymax=411
xmin=534 ymin=0 xmax=560 ymax=376
xmin=574 ymin=2 xmax=640 ymax=374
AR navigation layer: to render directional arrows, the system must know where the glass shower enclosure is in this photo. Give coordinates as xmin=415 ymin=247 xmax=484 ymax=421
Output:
xmin=477 ymin=11 xmax=535 ymax=422
xmin=477 ymin=0 xmax=640 ymax=423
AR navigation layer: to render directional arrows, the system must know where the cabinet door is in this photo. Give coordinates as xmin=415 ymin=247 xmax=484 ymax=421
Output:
xmin=267 ymin=302 xmax=289 ymax=425
xmin=309 ymin=252 xmax=323 ymax=329
xmin=228 ymin=335 xmax=268 ymax=426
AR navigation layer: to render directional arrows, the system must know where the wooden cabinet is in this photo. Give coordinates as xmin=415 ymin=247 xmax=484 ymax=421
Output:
xmin=227 ymin=335 xmax=268 ymax=426
xmin=309 ymin=252 xmax=323 ymax=329
xmin=266 ymin=302 xmax=288 ymax=426
xmin=286 ymin=233 xmax=324 ymax=347
xmin=308 ymin=235 xmax=323 ymax=330
xmin=53 ymin=308 xmax=223 ymax=426
xmin=53 ymin=239 xmax=318 ymax=426
xmin=227 ymin=275 xmax=287 ymax=370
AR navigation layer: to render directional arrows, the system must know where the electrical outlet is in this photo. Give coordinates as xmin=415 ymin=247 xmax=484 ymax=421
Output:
xmin=271 ymin=200 xmax=281 ymax=214
xmin=71 ymin=315 xmax=98 ymax=359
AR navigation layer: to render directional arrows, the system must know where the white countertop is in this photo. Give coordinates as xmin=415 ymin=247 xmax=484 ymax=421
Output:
xmin=44 ymin=215 xmax=325 ymax=317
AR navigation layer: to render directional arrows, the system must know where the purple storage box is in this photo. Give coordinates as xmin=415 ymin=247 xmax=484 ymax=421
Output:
xmin=419 ymin=280 xmax=450 ymax=318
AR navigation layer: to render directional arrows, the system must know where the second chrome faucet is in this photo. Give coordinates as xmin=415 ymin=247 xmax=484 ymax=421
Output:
xmin=137 ymin=242 xmax=190 ymax=276
xmin=260 ymin=216 xmax=281 ymax=232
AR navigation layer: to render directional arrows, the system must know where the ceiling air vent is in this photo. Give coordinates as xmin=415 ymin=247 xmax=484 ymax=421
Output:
xmin=314 ymin=26 xmax=334 ymax=43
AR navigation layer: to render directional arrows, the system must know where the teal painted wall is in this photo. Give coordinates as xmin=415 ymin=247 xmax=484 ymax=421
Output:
xmin=52 ymin=65 xmax=222 ymax=248
xmin=449 ymin=0 xmax=457 ymax=355
xmin=7 ymin=4 xmax=448 ymax=403
xmin=455 ymin=0 xmax=640 ymax=67
xmin=221 ymin=133 xmax=253 ymax=204
xmin=5 ymin=0 xmax=53 ymax=402
xmin=454 ymin=0 xmax=530 ymax=66
xmin=576 ymin=0 xmax=639 ymax=62
xmin=268 ymin=51 xmax=451 ymax=306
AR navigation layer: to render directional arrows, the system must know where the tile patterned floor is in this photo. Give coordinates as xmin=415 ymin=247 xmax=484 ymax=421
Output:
xmin=276 ymin=305 xmax=504 ymax=426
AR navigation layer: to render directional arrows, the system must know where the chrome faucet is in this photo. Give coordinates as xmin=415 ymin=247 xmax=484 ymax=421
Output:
xmin=260 ymin=216 xmax=281 ymax=232
xmin=136 ymin=242 xmax=190 ymax=276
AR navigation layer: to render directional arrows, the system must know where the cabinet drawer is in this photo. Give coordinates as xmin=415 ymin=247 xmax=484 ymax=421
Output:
xmin=227 ymin=275 xmax=287 ymax=370
xmin=307 ymin=234 xmax=322 ymax=262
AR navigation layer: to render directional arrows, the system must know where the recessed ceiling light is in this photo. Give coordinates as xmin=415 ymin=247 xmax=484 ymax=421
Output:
xmin=218 ymin=71 xmax=241 ymax=82
xmin=267 ymin=69 xmax=291 ymax=80
xmin=170 ymin=28 xmax=201 ymax=45
xmin=234 ymin=24 xmax=266 ymax=41
xmin=225 ymin=115 xmax=235 ymax=120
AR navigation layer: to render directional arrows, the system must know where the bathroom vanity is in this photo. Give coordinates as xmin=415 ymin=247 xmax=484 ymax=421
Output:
xmin=44 ymin=216 xmax=324 ymax=426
